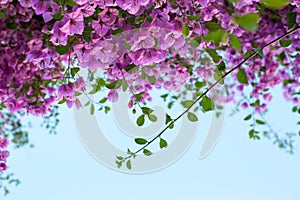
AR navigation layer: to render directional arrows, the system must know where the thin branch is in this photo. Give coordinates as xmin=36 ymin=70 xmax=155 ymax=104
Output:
xmin=119 ymin=26 xmax=300 ymax=164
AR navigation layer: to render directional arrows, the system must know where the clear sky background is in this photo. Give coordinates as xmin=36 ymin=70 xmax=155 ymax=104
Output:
xmin=3 ymin=86 xmax=300 ymax=200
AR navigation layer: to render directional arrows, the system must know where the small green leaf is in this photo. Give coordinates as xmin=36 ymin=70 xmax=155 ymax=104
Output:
xmin=200 ymin=96 xmax=215 ymax=112
xmin=134 ymin=92 xmax=145 ymax=102
xmin=205 ymin=22 xmax=222 ymax=31
xmin=229 ymin=34 xmax=242 ymax=51
xmin=237 ymin=69 xmax=249 ymax=84
xmin=55 ymin=45 xmax=69 ymax=55
xmin=182 ymin=100 xmax=194 ymax=108
xmin=147 ymin=75 xmax=156 ymax=84
xmin=52 ymin=10 xmax=63 ymax=20
xmin=106 ymin=80 xmax=122 ymax=89
xmin=148 ymin=114 xmax=158 ymax=122
xmin=262 ymin=0 xmax=289 ymax=9
xmin=71 ymin=67 xmax=80 ymax=77
xmin=165 ymin=114 xmax=172 ymax=124
xmin=195 ymin=81 xmax=206 ymax=89
xmin=116 ymin=156 xmax=124 ymax=160
xmin=135 ymin=138 xmax=148 ymax=145
xmin=90 ymin=104 xmax=95 ymax=115
xmin=256 ymin=119 xmax=266 ymax=125
xmin=112 ymin=28 xmax=123 ymax=35
xmin=122 ymin=80 xmax=128 ymax=92
xmin=0 ymin=8 xmax=7 ymax=18
xmin=203 ymin=29 xmax=226 ymax=47
xmin=244 ymin=114 xmax=252 ymax=121
xmin=286 ymin=12 xmax=297 ymax=29
xmin=187 ymin=112 xmax=198 ymax=122
xmin=280 ymin=40 xmax=293 ymax=47
xmin=141 ymin=107 xmax=153 ymax=115
xmin=115 ymin=160 xmax=122 ymax=168
xmin=188 ymin=15 xmax=200 ymax=20
xmin=234 ymin=13 xmax=260 ymax=32
xmin=126 ymin=160 xmax=131 ymax=170
xmin=182 ymin=23 xmax=189 ymax=37
xmin=206 ymin=48 xmax=222 ymax=63
xmin=143 ymin=149 xmax=152 ymax=156
xmin=136 ymin=115 xmax=145 ymax=126
xmin=254 ymin=48 xmax=264 ymax=58
xmin=190 ymin=36 xmax=202 ymax=48
xmin=66 ymin=0 xmax=77 ymax=6
xmin=159 ymin=138 xmax=168 ymax=148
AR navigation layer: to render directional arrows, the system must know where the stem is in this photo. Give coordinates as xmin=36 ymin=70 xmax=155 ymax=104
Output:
xmin=120 ymin=26 xmax=300 ymax=163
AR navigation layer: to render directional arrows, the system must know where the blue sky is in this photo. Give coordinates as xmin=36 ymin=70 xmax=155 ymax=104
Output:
xmin=3 ymin=86 xmax=300 ymax=200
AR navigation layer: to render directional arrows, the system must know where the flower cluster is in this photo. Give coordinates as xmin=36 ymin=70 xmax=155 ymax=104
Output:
xmin=0 ymin=137 xmax=9 ymax=172
xmin=0 ymin=0 xmax=299 ymax=174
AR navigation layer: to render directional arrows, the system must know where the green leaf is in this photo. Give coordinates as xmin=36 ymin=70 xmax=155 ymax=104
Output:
xmin=206 ymin=48 xmax=222 ymax=63
xmin=234 ymin=13 xmax=260 ymax=32
xmin=217 ymin=61 xmax=226 ymax=71
xmin=286 ymin=12 xmax=297 ymax=29
xmin=165 ymin=114 xmax=172 ymax=124
xmin=256 ymin=119 xmax=266 ymax=125
xmin=182 ymin=23 xmax=189 ymax=37
xmin=134 ymin=92 xmax=145 ymax=102
xmin=148 ymin=114 xmax=158 ymax=122
xmin=71 ymin=67 xmax=80 ymax=77
xmin=254 ymin=48 xmax=264 ymax=58
xmin=187 ymin=112 xmax=198 ymax=122
xmin=280 ymin=40 xmax=293 ymax=47
xmin=52 ymin=10 xmax=63 ymax=20
xmin=106 ymin=80 xmax=122 ymax=89
xmin=135 ymin=138 xmax=147 ymax=145
xmin=126 ymin=160 xmax=131 ymax=170
xmin=214 ymin=70 xmax=224 ymax=84
xmin=66 ymin=0 xmax=77 ymax=6
xmin=89 ymin=78 xmax=106 ymax=94
xmin=195 ymin=81 xmax=206 ymax=89
xmin=203 ymin=29 xmax=226 ymax=46
xmin=116 ymin=156 xmax=124 ymax=160
xmin=182 ymin=100 xmax=194 ymax=108
xmin=83 ymin=26 xmax=93 ymax=42
xmin=205 ymin=22 xmax=222 ymax=31
xmin=262 ymin=0 xmax=290 ymax=9
xmin=143 ymin=149 xmax=152 ymax=156
xmin=141 ymin=107 xmax=153 ymax=115
xmin=104 ymin=106 xmax=111 ymax=114
xmin=237 ymin=69 xmax=249 ymax=84
xmin=244 ymin=114 xmax=252 ymax=121
xmin=190 ymin=36 xmax=202 ymax=48
xmin=159 ymin=138 xmax=168 ymax=148
xmin=229 ymin=34 xmax=242 ymax=51
xmin=136 ymin=115 xmax=145 ymax=126
xmin=122 ymin=80 xmax=128 ymax=92
xmin=188 ymin=15 xmax=200 ymax=20
xmin=112 ymin=28 xmax=123 ymax=35
xmin=55 ymin=45 xmax=69 ymax=55
xmin=200 ymin=96 xmax=215 ymax=112
xmin=90 ymin=104 xmax=95 ymax=115
xmin=0 ymin=8 xmax=7 ymax=18
xmin=147 ymin=75 xmax=156 ymax=84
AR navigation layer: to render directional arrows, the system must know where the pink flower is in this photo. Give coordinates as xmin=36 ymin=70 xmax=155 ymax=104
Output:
xmin=60 ymin=9 xmax=84 ymax=36
xmin=0 ymin=150 xmax=9 ymax=161
xmin=108 ymin=89 xmax=118 ymax=102
xmin=0 ymin=138 xmax=8 ymax=148
xmin=0 ymin=163 xmax=7 ymax=172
